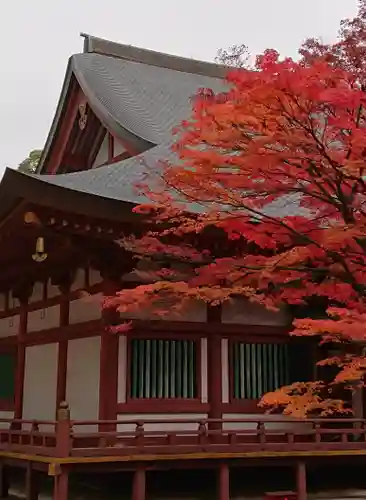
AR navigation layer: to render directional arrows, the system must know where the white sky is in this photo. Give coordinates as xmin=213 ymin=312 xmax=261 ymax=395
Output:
xmin=0 ymin=0 xmax=358 ymax=176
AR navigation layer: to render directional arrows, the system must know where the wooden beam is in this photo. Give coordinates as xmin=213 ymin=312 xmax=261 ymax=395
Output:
xmin=108 ymin=150 xmax=131 ymax=164
xmin=87 ymin=127 xmax=106 ymax=168
xmin=48 ymin=84 xmax=83 ymax=174
xmin=111 ymin=133 xmax=139 ymax=157
xmin=56 ymin=341 xmax=68 ymax=410
xmin=56 ymin=284 xmax=70 ymax=410
xmin=61 ymin=152 xmax=85 ymax=171
xmin=14 ymin=298 xmax=28 ymax=419
xmin=108 ymin=133 xmax=114 ymax=163
xmin=207 ymin=305 xmax=222 ymax=422
xmin=99 ymin=277 xmax=120 ymax=430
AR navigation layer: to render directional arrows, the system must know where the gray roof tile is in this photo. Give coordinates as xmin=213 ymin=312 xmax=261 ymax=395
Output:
xmin=72 ymin=52 xmax=226 ymax=145
xmin=36 ymin=142 xmax=174 ymax=205
xmin=31 ymin=40 xmax=305 ymax=219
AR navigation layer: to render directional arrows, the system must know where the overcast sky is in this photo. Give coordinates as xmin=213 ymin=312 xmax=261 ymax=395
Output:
xmin=0 ymin=0 xmax=358 ymax=176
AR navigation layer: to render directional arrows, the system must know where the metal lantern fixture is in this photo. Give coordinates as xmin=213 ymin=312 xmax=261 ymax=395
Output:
xmin=32 ymin=236 xmax=48 ymax=262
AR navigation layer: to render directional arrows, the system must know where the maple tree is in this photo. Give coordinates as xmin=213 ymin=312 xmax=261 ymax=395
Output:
xmin=105 ymin=1 xmax=366 ymax=417
xmin=215 ymin=44 xmax=251 ymax=68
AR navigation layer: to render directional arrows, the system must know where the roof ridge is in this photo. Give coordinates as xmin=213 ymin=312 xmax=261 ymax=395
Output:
xmin=80 ymin=33 xmax=228 ymax=78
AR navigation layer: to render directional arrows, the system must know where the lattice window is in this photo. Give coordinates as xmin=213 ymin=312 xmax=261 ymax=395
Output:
xmin=231 ymin=342 xmax=290 ymax=400
xmin=129 ymin=339 xmax=198 ymax=399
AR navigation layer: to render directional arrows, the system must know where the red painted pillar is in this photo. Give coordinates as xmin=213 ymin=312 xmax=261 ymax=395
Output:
xmin=0 ymin=462 xmax=9 ymax=499
xmin=132 ymin=466 xmax=146 ymax=500
xmin=99 ymin=276 xmax=120 ymax=430
xmin=14 ymin=295 xmax=29 ymax=419
xmin=207 ymin=306 xmax=222 ymax=424
xmin=25 ymin=462 xmax=39 ymax=500
xmin=218 ymin=463 xmax=230 ymax=500
xmin=296 ymin=462 xmax=307 ymax=500
xmin=53 ymin=471 xmax=68 ymax=500
xmin=55 ymin=402 xmax=72 ymax=457
xmin=56 ymin=284 xmax=70 ymax=411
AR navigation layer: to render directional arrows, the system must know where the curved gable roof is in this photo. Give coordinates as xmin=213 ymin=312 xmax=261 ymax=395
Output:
xmin=35 ymin=141 xmax=174 ymax=206
xmin=37 ymin=35 xmax=227 ymax=174
xmin=72 ymin=52 xmax=225 ymax=146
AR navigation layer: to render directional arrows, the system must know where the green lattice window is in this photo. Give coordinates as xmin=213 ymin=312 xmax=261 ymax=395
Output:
xmin=129 ymin=339 xmax=197 ymax=399
xmin=231 ymin=342 xmax=291 ymax=400
xmin=0 ymin=352 xmax=16 ymax=401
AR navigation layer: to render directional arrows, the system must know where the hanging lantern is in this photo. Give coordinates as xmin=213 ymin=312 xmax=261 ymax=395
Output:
xmin=32 ymin=236 xmax=48 ymax=262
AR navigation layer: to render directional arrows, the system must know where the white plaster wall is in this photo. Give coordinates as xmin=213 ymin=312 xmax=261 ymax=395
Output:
xmin=27 ymin=305 xmax=60 ymax=332
xmin=66 ymin=337 xmax=101 ymax=432
xmin=117 ymin=413 xmax=208 ymax=432
xmin=10 ymin=292 xmax=20 ymax=309
xmin=222 ymin=413 xmax=311 ymax=433
xmin=22 ymin=344 xmax=58 ymax=429
xmin=89 ymin=268 xmax=103 ymax=286
xmin=113 ymin=139 xmax=126 ymax=157
xmin=70 ymin=268 xmax=86 ymax=292
xmin=0 ymin=315 xmax=19 ymax=338
xmin=69 ymin=293 xmax=102 ymax=324
xmin=28 ymin=282 xmax=44 ymax=304
xmin=117 ymin=335 xmax=127 ymax=403
xmin=92 ymin=133 xmax=108 ymax=168
xmin=222 ymin=299 xmax=289 ymax=325
xmin=0 ymin=411 xmax=14 ymax=429
xmin=47 ymin=279 xmax=59 ymax=299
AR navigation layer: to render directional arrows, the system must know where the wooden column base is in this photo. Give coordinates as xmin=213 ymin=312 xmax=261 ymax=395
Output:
xmin=296 ymin=461 xmax=307 ymax=500
xmin=132 ymin=466 xmax=146 ymax=500
xmin=53 ymin=470 xmax=68 ymax=500
xmin=26 ymin=463 xmax=39 ymax=500
xmin=218 ymin=462 xmax=230 ymax=500
xmin=0 ymin=463 xmax=9 ymax=499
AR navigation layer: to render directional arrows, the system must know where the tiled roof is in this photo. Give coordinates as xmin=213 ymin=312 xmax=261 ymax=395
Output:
xmin=34 ymin=35 xmax=227 ymax=206
xmin=72 ymin=52 xmax=225 ymax=146
xmin=35 ymin=137 xmax=307 ymax=216
xmin=35 ymin=141 xmax=174 ymax=206
xmin=20 ymin=35 xmax=305 ymax=219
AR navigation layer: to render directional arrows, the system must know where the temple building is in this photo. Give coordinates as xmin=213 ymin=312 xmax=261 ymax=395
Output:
xmin=0 ymin=34 xmax=363 ymax=500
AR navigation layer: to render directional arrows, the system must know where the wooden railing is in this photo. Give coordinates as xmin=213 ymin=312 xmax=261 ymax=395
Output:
xmin=0 ymin=405 xmax=366 ymax=459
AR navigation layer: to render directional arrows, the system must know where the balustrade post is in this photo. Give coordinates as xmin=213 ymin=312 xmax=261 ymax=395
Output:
xmin=55 ymin=402 xmax=71 ymax=457
xmin=314 ymin=423 xmax=321 ymax=445
xmin=198 ymin=421 xmax=208 ymax=445
xmin=296 ymin=461 xmax=307 ymax=500
xmin=135 ymin=421 xmax=144 ymax=448
xmin=257 ymin=421 xmax=266 ymax=447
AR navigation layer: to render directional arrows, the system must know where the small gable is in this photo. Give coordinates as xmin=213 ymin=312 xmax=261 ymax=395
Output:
xmin=40 ymin=78 xmax=135 ymax=175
